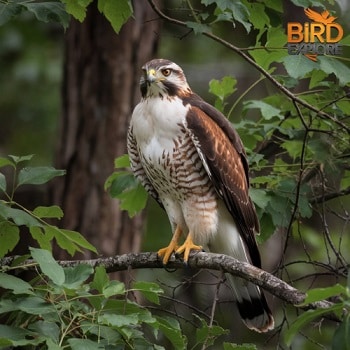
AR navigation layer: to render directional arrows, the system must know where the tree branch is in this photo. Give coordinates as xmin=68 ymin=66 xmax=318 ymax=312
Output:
xmin=1 ymin=251 xmax=337 ymax=316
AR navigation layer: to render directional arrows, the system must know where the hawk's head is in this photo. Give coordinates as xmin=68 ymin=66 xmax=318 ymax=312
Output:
xmin=140 ymin=59 xmax=191 ymax=99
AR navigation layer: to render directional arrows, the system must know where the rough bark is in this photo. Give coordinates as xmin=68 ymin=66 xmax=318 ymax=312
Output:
xmin=52 ymin=2 xmax=160 ymax=262
xmin=0 ymin=251 xmax=338 ymax=318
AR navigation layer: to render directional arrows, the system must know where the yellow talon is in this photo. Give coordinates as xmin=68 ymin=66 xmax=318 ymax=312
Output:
xmin=157 ymin=226 xmax=182 ymax=264
xmin=175 ymin=233 xmax=202 ymax=263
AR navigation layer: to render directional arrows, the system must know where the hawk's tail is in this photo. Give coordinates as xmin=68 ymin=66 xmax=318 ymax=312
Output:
xmin=209 ymin=208 xmax=274 ymax=332
xmin=226 ymin=274 xmax=274 ymax=332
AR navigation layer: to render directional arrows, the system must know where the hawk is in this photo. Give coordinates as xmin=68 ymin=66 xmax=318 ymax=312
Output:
xmin=127 ymin=59 xmax=274 ymax=332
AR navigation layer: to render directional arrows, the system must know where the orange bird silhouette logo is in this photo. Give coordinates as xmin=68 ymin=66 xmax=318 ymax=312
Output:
xmin=304 ymin=8 xmax=337 ymax=24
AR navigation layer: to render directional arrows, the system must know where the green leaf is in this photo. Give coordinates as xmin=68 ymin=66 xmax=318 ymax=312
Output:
xmin=249 ymin=49 xmax=286 ymax=70
xmin=90 ymin=266 xmax=109 ymax=293
xmin=68 ymin=338 xmax=104 ymax=350
xmin=309 ymin=69 xmax=328 ymax=89
xmin=318 ymin=56 xmax=350 ymax=86
xmin=98 ymin=0 xmax=133 ymax=33
xmin=107 ymin=172 xmax=148 ymax=217
xmin=132 ymin=281 xmax=163 ymax=305
xmin=298 ymin=194 xmax=312 ymax=219
xmin=108 ymin=171 xmax=135 ymax=197
xmin=0 ymin=202 xmax=41 ymax=227
xmin=0 ymin=1 xmax=23 ymax=25
xmin=155 ymin=316 xmax=187 ymax=349
xmin=17 ymin=167 xmax=65 ymax=186
xmin=8 ymin=154 xmax=34 ymax=164
xmin=185 ymin=21 xmax=211 ymax=34
xmin=224 ymin=343 xmax=257 ymax=350
xmin=231 ymin=2 xmax=251 ymax=32
xmin=33 ymin=205 xmax=64 ymax=219
xmin=61 ymin=228 xmax=97 ymax=254
xmin=118 ymin=181 xmax=148 ymax=217
xmin=30 ymin=226 xmax=52 ymax=251
xmin=62 ymin=0 xmax=93 ymax=22
xmin=28 ymin=320 xmax=60 ymax=344
xmin=30 ymin=247 xmax=65 ymax=286
xmin=103 ymin=280 xmax=125 ymax=298
xmin=0 ymin=173 xmax=6 ymax=193
xmin=336 ymin=100 xmax=350 ymax=116
xmin=244 ymin=100 xmax=283 ymax=120
xmin=23 ymin=2 xmax=70 ymax=29
xmin=17 ymin=296 xmax=55 ymax=315
xmin=247 ymin=3 xmax=269 ymax=31
xmin=332 ymin=315 xmax=350 ymax=350
xmin=281 ymin=140 xmax=303 ymax=160
xmin=282 ymin=55 xmax=317 ymax=80
xmin=284 ymin=304 xmax=344 ymax=346
xmin=98 ymin=313 xmax=139 ymax=328
xmin=266 ymin=26 xmax=287 ymax=47
xmin=195 ymin=316 xmax=228 ymax=347
xmin=44 ymin=226 xmax=97 ymax=256
xmin=249 ymin=188 xmax=270 ymax=210
xmin=204 ymin=0 xmax=251 ymax=32
xmin=63 ymin=264 xmax=94 ymax=289
xmin=114 ymin=154 xmax=130 ymax=168
xmin=0 ymin=272 xmax=33 ymax=295
xmin=0 ymin=221 xmax=20 ymax=257
xmin=209 ymin=76 xmax=237 ymax=102
xmin=302 ymin=284 xmax=347 ymax=305
xmin=0 ymin=324 xmax=39 ymax=347
xmin=0 ymin=157 xmax=15 ymax=168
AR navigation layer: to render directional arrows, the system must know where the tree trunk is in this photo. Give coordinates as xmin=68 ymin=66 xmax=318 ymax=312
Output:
xmin=52 ymin=2 xmax=160 ymax=264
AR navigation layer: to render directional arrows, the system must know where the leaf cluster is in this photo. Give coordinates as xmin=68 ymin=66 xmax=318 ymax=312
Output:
xmin=285 ymin=282 xmax=350 ymax=348
xmin=0 ymin=247 xmax=247 ymax=349
xmin=0 ymin=0 xmax=69 ymax=28
xmin=0 ymin=0 xmax=133 ymax=33
xmin=0 ymin=155 xmax=96 ymax=257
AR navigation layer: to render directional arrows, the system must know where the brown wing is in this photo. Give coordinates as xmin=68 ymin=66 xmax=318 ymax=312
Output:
xmin=184 ymin=95 xmax=261 ymax=267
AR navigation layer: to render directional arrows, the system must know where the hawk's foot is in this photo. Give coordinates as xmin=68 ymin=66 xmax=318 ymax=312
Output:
xmin=175 ymin=234 xmax=202 ymax=263
xmin=158 ymin=241 xmax=179 ymax=265
xmin=157 ymin=226 xmax=182 ymax=264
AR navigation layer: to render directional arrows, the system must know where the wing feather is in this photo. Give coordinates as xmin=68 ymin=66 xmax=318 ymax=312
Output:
xmin=184 ymin=96 xmax=261 ymax=267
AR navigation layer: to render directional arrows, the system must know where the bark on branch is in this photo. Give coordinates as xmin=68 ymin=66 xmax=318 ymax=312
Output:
xmin=0 ymin=251 xmax=336 ymax=315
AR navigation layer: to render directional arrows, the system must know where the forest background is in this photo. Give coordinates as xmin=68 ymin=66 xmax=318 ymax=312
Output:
xmin=0 ymin=0 xmax=350 ymax=349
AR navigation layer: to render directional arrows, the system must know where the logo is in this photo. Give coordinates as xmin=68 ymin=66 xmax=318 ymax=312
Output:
xmin=287 ymin=8 xmax=343 ymax=61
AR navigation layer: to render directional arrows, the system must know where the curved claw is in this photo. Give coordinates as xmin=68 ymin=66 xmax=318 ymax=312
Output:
xmin=157 ymin=226 xmax=182 ymax=265
xmin=158 ymin=241 xmax=179 ymax=265
xmin=175 ymin=233 xmax=202 ymax=263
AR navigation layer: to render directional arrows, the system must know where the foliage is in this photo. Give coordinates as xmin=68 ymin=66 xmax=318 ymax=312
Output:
xmin=0 ymin=154 xmax=97 ymax=257
xmin=105 ymin=154 xmax=148 ymax=217
xmin=285 ymin=282 xmax=350 ymax=347
xmin=0 ymin=0 xmax=69 ymax=28
xmin=0 ymin=0 xmax=132 ymax=33
xmin=0 ymin=247 xmax=182 ymax=349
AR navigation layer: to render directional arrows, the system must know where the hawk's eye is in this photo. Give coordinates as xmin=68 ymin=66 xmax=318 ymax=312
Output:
xmin=162 ymin=69 xmax=172 ymax=77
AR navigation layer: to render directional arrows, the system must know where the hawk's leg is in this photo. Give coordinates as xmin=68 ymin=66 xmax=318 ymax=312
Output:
xmin=158 ymin=226 xmax=182 ymax=264
xmin=175 ymin=233 xmax=202 ymax=263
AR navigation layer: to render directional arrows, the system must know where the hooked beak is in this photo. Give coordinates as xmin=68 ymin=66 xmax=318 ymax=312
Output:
xmin=146 ymin=68 xmax=157 ymax=84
